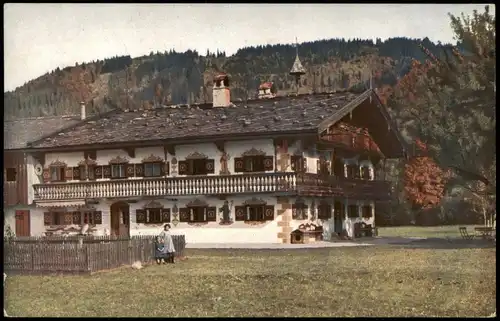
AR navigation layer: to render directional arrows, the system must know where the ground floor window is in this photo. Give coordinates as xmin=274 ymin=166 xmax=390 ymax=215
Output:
xmin=43 ymin=211 xmax=102 ymax=226
xmin=235 ymin=205 xmax=275 ymax=221
xmin=361 ymin=205 xmax=372 ymax=218
xmin=136 ymin=208 xmax=171 ymax=224
xmin=317 ymin=204 xmax=332 ymax=220
xmin=178 ymin=206 xmax=216 ymax=223
xmin=292 ymin=203 xmax=308 ymax=220
xmin=347 ymin=205 xmax=359 ymax=218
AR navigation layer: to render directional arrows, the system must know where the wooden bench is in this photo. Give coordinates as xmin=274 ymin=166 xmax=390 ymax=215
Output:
xmin=459 ymin=227 xmax=475 ymax=240
xmin=474 ymin=227 xmax=494 ymax=240
xmin=358 ymin=226 xmax=378 ymax=237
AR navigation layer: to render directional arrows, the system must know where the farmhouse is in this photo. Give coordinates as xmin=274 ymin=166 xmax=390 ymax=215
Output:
xmin=3 ymin=53 xmax=407 ymax=244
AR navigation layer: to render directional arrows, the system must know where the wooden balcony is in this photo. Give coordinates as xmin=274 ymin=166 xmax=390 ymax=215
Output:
xmin=319 ymin=132 xmax=382 ymax=155
xmin=33 ymin=173 xmax=391 ymax=202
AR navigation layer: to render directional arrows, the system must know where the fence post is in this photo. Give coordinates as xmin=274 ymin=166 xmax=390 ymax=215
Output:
xmin=86 ymin=245 xmax=91 ymax=273
xmin=31 ymin=245 xmax=35 ymax=271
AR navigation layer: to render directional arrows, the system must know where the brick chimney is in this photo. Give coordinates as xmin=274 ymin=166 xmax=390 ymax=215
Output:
xmin=258 ymin=82 xmax=276 ymax=99
xmin=80 ymin=101 xmax=86 ymax=120
xmin=213 ymin=73 xmax=230 ymax=107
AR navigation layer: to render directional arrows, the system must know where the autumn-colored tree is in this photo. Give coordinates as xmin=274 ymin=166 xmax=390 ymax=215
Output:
xmin=391 ymin=6 xmax=496 ymax=224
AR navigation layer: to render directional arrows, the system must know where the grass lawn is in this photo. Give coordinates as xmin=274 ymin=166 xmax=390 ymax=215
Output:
xmin=4 ymin=245 xmax=496 ymax=317
xmin=378 ymin=225 xmax=481 ymax=238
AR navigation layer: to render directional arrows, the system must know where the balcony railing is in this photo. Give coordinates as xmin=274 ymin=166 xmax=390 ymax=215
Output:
xmin=33 ymin=173 xmax=391 ymax=201
xmin=320 ymin=132 xmax=382 ymax=154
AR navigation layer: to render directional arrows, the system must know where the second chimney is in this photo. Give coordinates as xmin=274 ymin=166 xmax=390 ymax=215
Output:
xmin=213 ymin=73 xmax=231 ymax=107
xmin=80 ymin=101 xmax=86 ymax=120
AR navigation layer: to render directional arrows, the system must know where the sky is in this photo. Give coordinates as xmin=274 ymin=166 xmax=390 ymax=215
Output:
xmin=4 ymin=3 xmax=492 ymax=92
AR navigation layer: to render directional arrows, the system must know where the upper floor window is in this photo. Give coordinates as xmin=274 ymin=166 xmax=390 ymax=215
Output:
xmin=5 ymin=168 xmax=17 ymax=182
xmin=50 ymin=166 xmax=66 ymax=182
xmin=111 ymin=164 xmax=126 ymax=179
xmin=234 ymin=155 xmax=273 ymax=173
xmin=362 ymin=205 xmax=372 ymax=218
xmin=360 ymin=166 xmax=372 ymax=180
xmin=178 ymin=156 xmax=215 ymax=176
xmin=346 ymin=164 xmax=360 ymax=179
xmin=78 ymin=164 xmax=96 ymax=180
xmin=291 ymin=156 xmax=306 ymax=172
xmin=144 ymin=162 xmax=163 ymax=177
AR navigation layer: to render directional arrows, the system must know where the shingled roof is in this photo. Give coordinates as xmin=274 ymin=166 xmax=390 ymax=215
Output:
xmin=28 ymin=90 xmax=371 ymax=149
xmin=4 ymin=116 xmax=81 ymax=150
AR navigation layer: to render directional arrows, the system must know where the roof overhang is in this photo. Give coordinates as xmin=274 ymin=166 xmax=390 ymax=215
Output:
xmin=22 ymin=130 xmax=318 ymax=153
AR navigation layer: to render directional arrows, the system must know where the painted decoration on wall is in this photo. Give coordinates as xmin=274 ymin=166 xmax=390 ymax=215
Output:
xmin=171 ymin=204 xmax=179 ymax=226
xmin=219 ymin=151 xmax=231 ymax=175
xmin=219 ymin=200 xmax=234 ymax=225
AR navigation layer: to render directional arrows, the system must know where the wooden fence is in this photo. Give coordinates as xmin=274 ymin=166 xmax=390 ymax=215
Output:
xmin=3 ymin=235 xmax=186 ymax=275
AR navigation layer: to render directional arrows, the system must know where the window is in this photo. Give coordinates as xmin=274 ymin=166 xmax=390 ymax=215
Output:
xmin=190 ymin=207 xmax=207 ymax=222
xmin=178 ymin=159 xmax=214 ymax=176
xmin=43 ymin=212 xmax=79 ymax=226
xmin=292 ymin=203 xmax=308 ymax=220
xmin=144 ymin=163 xmax=162 ymax=177
xmin=317 ymin=204 xmax=332 ymax=220
xmin=189 ymin=159 xmax=207 ymax=175
xmin=50 ymin=166 xmax=66 ymax=182
xmin=291 ymin=156 xmax=306 ymax=172
xmin=79 ymin=165 xmax=96 ymax=180
xmin=348 ymin=205 xmax=359 ymax=218
xmin=83 ymin=211 xmax=103 ymax=225
xmin=5 ymin=168 xmax=17 ymax=182
xmin=111 ymin=164 xmax=126 ymax=178
xmin=346 ymin=164 xmax=359 ymax=179
xmin=362 ymin=205 xmax=372 ymax=218
xmin=147 ymin=208 xmax=162 ymax=223
xmin=247 ymin=205 xmax=266 ymax=221
xmin=360 ymin=166 xmax=371 ymax=180
xmin=244 ymin=156 xmax=265 ymax=172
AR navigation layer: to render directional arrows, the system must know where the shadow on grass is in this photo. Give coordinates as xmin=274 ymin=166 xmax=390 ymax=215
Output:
xmin=383 ymin=238 xmax=496 ymax=250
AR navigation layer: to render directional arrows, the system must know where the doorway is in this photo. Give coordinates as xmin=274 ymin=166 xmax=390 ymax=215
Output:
xmin=333 ymin=202 xmax=344 ymax=234
xmin=15 ymin=210 xmax=31 ymax=237
xmin=110 ymin=202 xmax=130 ymax=237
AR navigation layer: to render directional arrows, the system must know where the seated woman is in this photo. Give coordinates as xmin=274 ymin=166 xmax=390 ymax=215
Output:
xmin=154 ymin=236 xmax=167 ymax=264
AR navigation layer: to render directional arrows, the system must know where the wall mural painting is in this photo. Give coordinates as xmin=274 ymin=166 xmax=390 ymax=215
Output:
xmin=170 ymin=157 xmax=178 ymax=176
xmin=220 ymin=151 xmax=231 ymax=175
xmin=219 ymin=200 xmax=234 ymax=225
xmin=171 ymin=204 xmax=180 ymax=226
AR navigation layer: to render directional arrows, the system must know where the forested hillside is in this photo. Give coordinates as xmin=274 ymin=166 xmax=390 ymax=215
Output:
xmin=4 ymin=37 xmax=447 ymax=120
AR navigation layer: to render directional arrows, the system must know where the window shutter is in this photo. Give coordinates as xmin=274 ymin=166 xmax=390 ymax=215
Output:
xmin=316 ymin=160 xmax=321 ymax=174
xmin=161 ymin=209 xmax=171 ymax=222
xmin=235 ymin=206 xmax=246 ymax=221
xmin=135 ymin=164 xmax=144 ymax=177
xmin=263 ymin=156 xmax=274 ymax=171
xmin=102 ymin=165 xmax=111 ymax=179
xmin=179 ymin=207 xmax=189 ymax=222
xmin=126 ymin=164 xmax=135 ymax=177
xmin=94 ymin=211 xmax=103 ymax=224
xmin=264 ymin=205 xmax=275 ymax=221
xmin=136 ymin=209 xmax=146 ymax=223
xmin=43 ymin=212 xmax=52 ymax=225
xmin=205 ymin=159 xmax=215 ymax=174
xmin=159 ymin=162 xmax=166 ymax=176
xmin=42 ymin=168 xmax=51 ymax=183
xmin=64 ymin=212 xmax=73 ymax=225
xmin=234 ymin=158 xmax=244 ymax=173
xmin=63 ymin=167 xmax=72 ymax=181
xmin=72 ymin=167 xmax=81 ymax=180
xmin=178 ymin=161 xmax=188 ymax=175
xmin=164 ymin=162 xmax=170 ymax=176
xmin=302 ymin=158 xmax=308 ymax=172
xmin=94 ymin=166 xmax=103 ymax=179
xmin=206 ymin=206 xmax=217 ymax=222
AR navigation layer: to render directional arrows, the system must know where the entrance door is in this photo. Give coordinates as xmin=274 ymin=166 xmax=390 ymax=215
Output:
xmin=333 ymin=202 xmax=343 ymax=233
xmin=110 ymin=202 xmax=130 ymax=237
xmin=15 ymin=210 xmax=30 ymax=236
